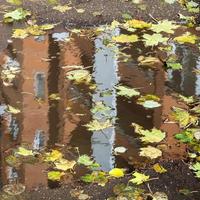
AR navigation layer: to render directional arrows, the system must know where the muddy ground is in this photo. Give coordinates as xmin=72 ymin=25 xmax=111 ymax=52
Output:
xmin=0 ymin=0 xmax=196 ymax=52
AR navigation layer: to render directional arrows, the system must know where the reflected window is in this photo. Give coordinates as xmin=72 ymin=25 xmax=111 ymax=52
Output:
xmin=33 ymin=129 xmax=45 ymax=150
xmin=34 ymin=72 xmax=45 ymax=100
xmin=7 ymin=115 xmax=19 ymax=140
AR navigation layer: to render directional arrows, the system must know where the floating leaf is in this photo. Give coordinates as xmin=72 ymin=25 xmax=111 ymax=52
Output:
xmin=7 ymin=105 xmax=20 ymax=114
xmin=44 ymin=150 xmax=62 ymax=162
xmin=153 ymin=163 xmax=167 ymax=173
xmin=84 ymin=119 xmax=112 ymax=131
xmin=143 ymin=33 xmax=168 ymax=46
xmin=12 ymin=29 xmax=29 ymax=39
xmin=175 ymin=130 xmax=194 ymax=143
xmin=48 ymin=171 xmax=65 ymax=181
xmin=109 ymin=168 xmax=125 ymax=178
xmin=174 ymin=32 xmax=198 ymax=44
xmin=115 ymin=85 xmax=140 ymax=98
xmin=16 ymin=147 xmax=34 ymax=156
xmin=78 ymin=155 xmax=100 ymax=169
xmin=91 ymin=101 xmax=111 ymax=115
xmin=132 ymin=124 xmax=166 ymax=143
xmin=125 ymin=19 xmax=151 ymax=29
xmin=54 ymin=159 xmax=76 ymax=171
xmin=167 ymin=62 xmax=182 ymax=70
xmin=4 ymin=8 xmax=31 ymax=23
xmin=66 ymin=69 xmax=91 ymax=84
xmin=150 ymin=20 xmax=179 ymax=34
xmin=171 ymin=107 xmax=198 ymax=128
xmin=112 ymin=34 xmax=138 ymax=43
xmin=139 ymin=146 xmax=162 ymax=159
xmin=129 ymin=172 xmax=150 ymax=185
xmin=5 ymin=155 xmax=21 ymax=167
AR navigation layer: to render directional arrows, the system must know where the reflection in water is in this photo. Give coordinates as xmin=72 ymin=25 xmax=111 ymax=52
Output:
xmin=167 ymin=44 xmax=200 ymax=96
xmin=92 ymin=28 xmax=119 ymax=171
xmin=0 ymin=28 xmax=199 ymax=191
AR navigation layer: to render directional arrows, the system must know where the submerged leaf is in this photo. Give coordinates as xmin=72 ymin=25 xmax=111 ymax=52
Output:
xmin=7 ymin=0 xmax=22 ymax=5
xmin=130 ymin=172 xmax=150 ymax=185
xmin=7 ymin=105 xmax=20 ymax=114
xmin=139 ymin=146 xmax=162 ymax=159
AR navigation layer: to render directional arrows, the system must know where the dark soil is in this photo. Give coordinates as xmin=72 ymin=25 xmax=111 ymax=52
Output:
xmin=0 ymin=0 xmax=195 ymax=52
xmin=20 ymin=160 xmax=200 ymax=200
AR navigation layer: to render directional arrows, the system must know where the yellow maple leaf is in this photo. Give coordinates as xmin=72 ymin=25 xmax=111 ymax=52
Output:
xmin=126 ymin=19 xmax=151 ymax=29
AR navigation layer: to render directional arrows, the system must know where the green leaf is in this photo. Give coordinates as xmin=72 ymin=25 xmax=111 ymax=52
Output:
xmin=115 ymin=85 xmax=140 ymax=98
xmin=167 ymin=62 xmax=182 ymax=70
xmin=175 ymin=130 xmax=194 ymax=143
xmin=143 ymin=33 xmax=168 ymax=46
xmin=81 ymin=171 xmax=108 ymax=186
xmin=48 ymin=171 xmax=64 ymax=181
xmin=129 ymin=172 xmax=150 ymax=185
xmin=139 ymin=146 xmax=162 ymax=159
xmin=150 ymin=20 xmax=179 ymax=34
xmin=4 ymin=8 xmax=31 ymax=23
xmin=77 ymin=155 xmax=100 ymax=169
xmin=178 ymin=95 xmax=195 ymax=104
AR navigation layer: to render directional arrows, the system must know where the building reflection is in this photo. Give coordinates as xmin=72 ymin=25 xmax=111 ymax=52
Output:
xmin=0 ymin=29 xmax=199 ymax=190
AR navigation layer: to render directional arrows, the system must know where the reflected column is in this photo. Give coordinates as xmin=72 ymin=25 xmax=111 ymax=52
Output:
xmin=91 ymin=28 xmax=119 ymax=171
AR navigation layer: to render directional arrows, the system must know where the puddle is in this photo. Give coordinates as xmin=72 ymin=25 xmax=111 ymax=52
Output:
xmin=0 ymin=26 xmax=199 ymax=192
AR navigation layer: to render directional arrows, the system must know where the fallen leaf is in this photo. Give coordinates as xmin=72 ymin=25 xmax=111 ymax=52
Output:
xmin=129 ymin=172 xmax=150 ymax=185
xmin=153 ymin=163 xmax=167 ymax=173
xmin=109 ymin=168 xmax=125 ymax=178
xmin=44 ymin=150 xmax=62 ymax=162
xmin=143 ymin=33 xmax=168 ymax=46
xmin=139 ymin=146 xmax=162 ymax=159
xmin=54 ymin=159 xmax=76 ymax=171
xmin=53 ymin=5 xmax=72 ymax=13
xmin=125 ymin=19 xmax=151 ymax=29
xmin=16 ymin=147 xmax=34 ymax=156
xmin=112 ymin=34 xmax=138 ymax=43
xmin=7 ymin=105 xmax=20 ymax=114
xmin=78 ymin=155 xmax=100 ymax=169
xmin=174 ymin=32 xmax=198 ymax=44
xmin=84 ymin=119 xmax=113 ymax=131
xmin=115 ymin=85 xmax=140 ymax=98
xmin=48 ymin=171 xmax=65 ymax=181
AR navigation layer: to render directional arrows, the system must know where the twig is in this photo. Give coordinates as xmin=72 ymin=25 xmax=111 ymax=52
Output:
xmin=148 ymin=14 xmax=159 ymax=23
